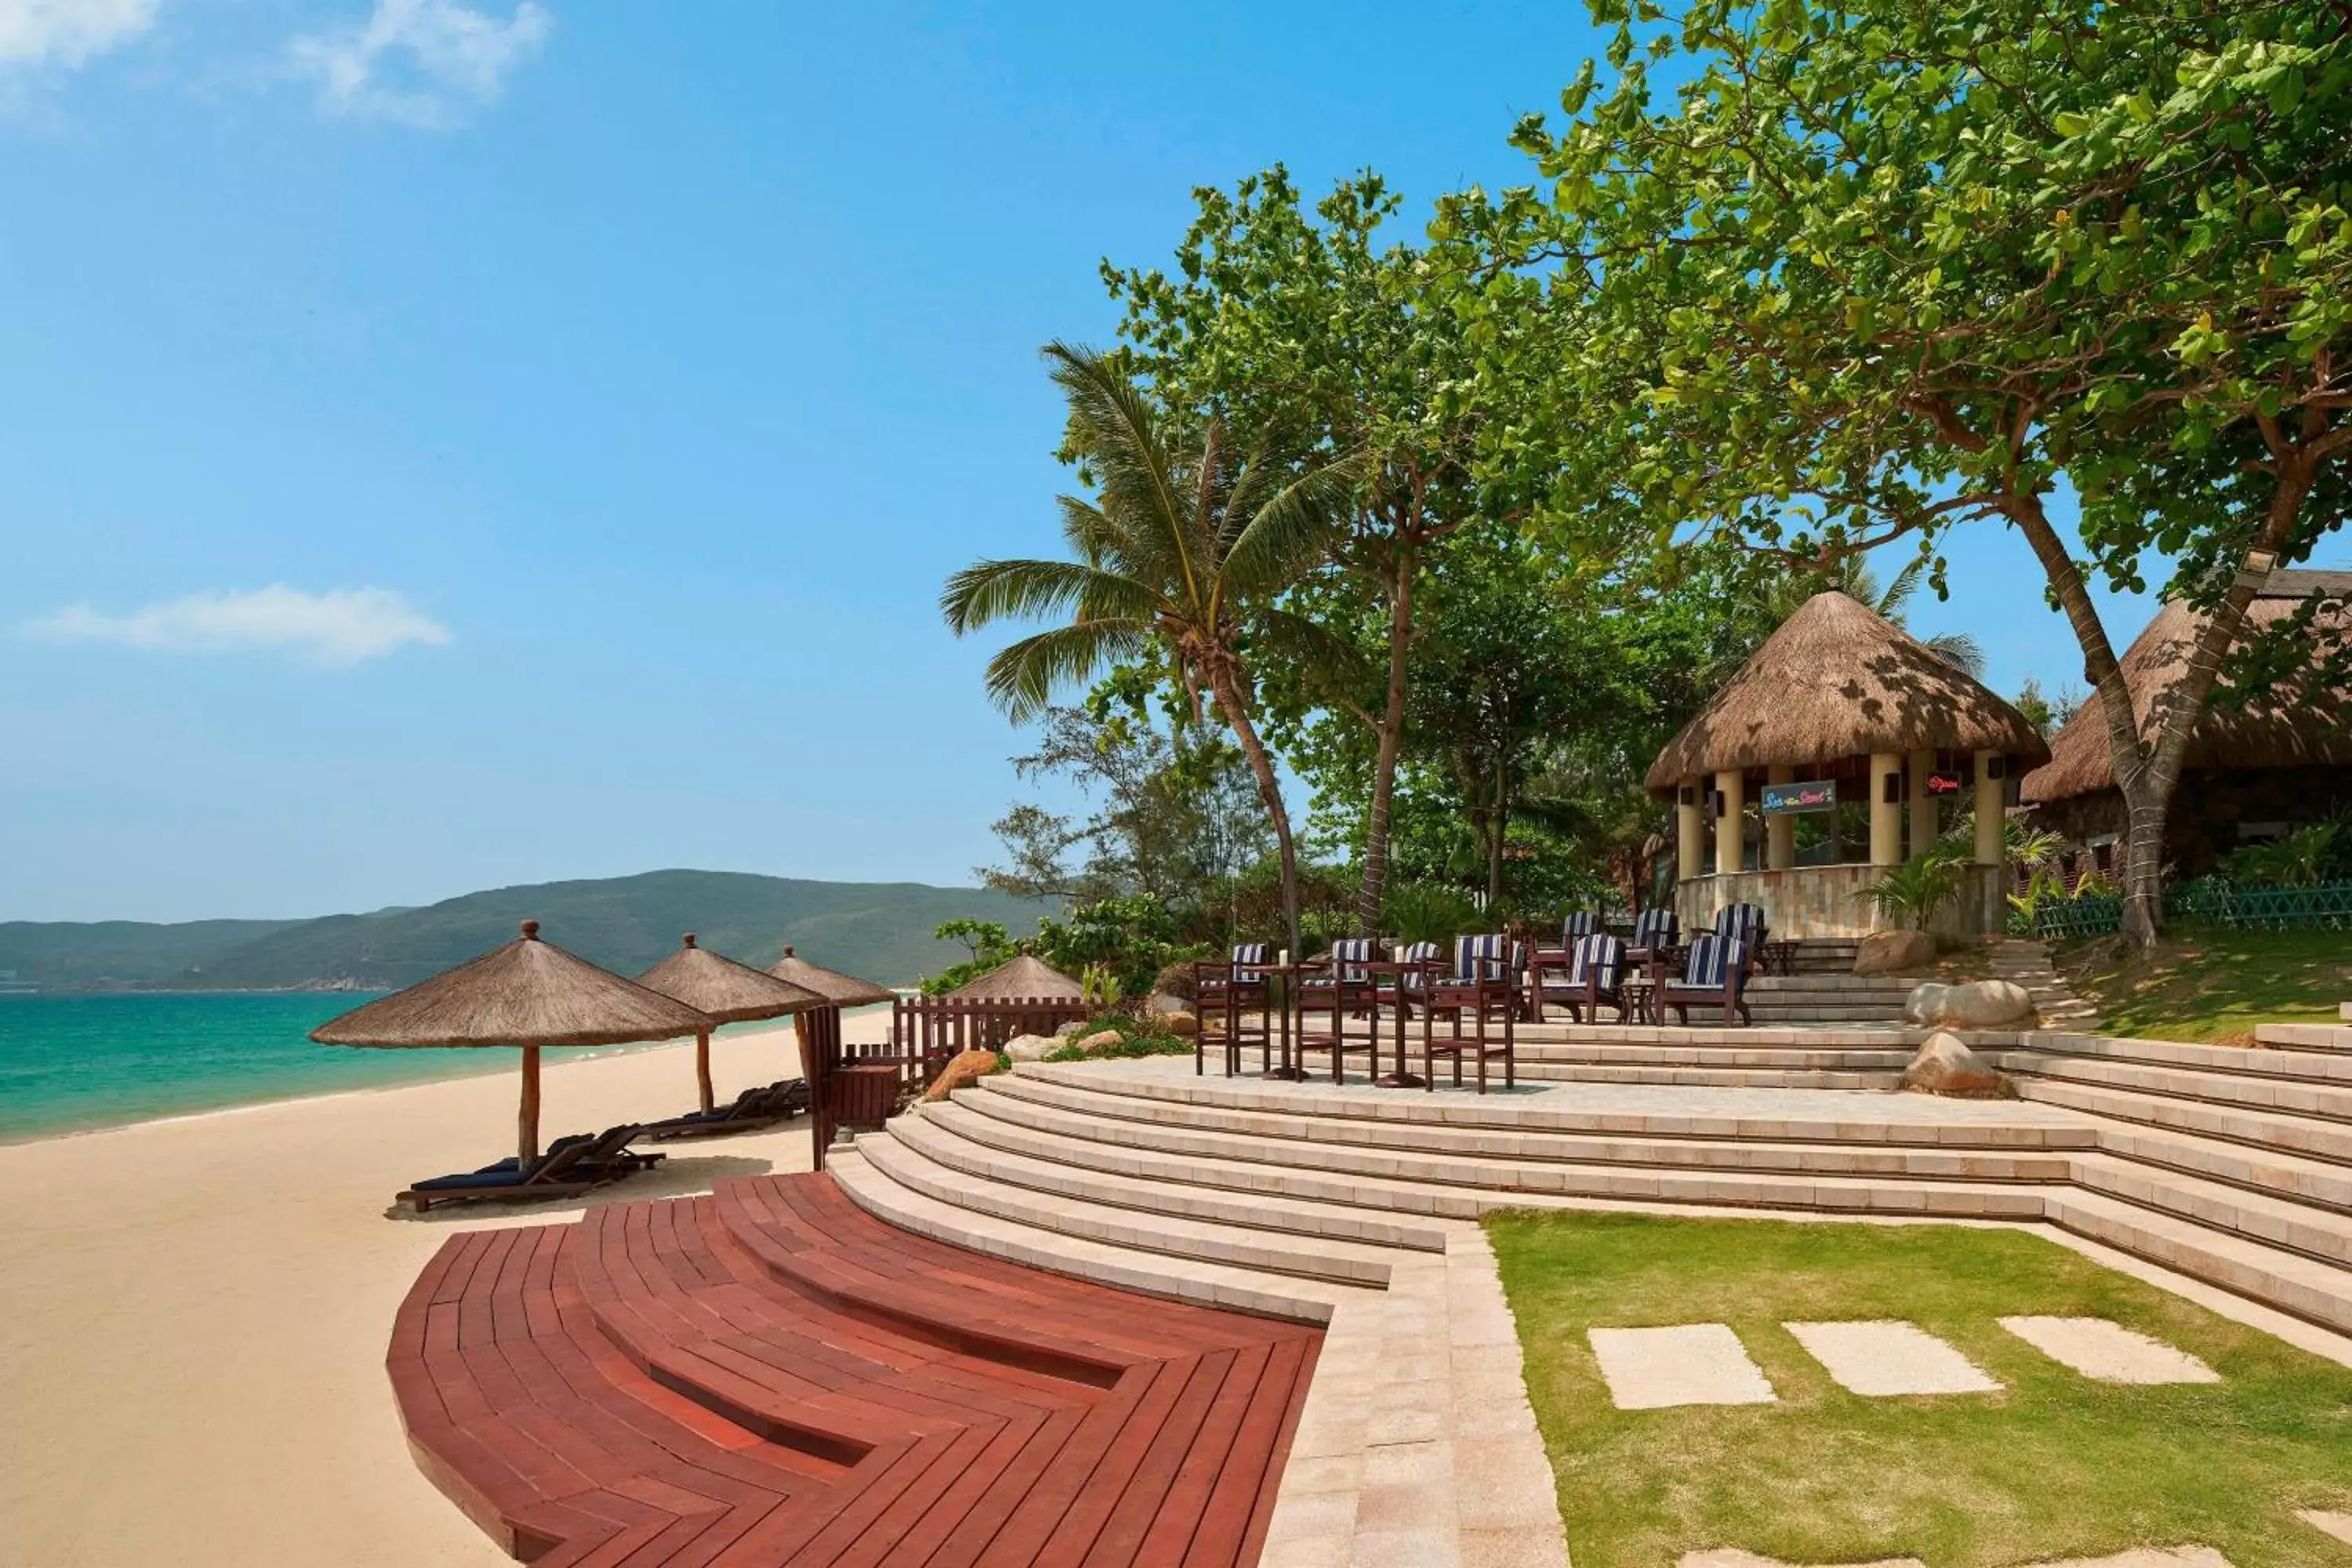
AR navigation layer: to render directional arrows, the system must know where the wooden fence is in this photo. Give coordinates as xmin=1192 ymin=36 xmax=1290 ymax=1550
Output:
xmin=891 ymin=993 xmax=1094 ymax=1076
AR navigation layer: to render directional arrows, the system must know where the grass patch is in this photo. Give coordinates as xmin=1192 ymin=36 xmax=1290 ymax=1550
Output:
xmin=2059 ymin=927 xmax=2352 ymax=1043
xmin=1486 ymin=1210 xmax=2352 ymax=1567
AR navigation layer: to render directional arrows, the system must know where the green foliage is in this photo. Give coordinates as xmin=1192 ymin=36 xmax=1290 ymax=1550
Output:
xmin=1862 ymin=848 xmax=1970 ymax=931
xmin=1029 ymin=896 xmax=1200 ymax=1000
xmin=2224 ymin=822 xmax=2349 ymax=887
xmin=920 ymin=919 xmax=1019 ymax=996
xmin=1380 ymin=880 xmax=1485 ymax=946
xmin=1040 ymin=1011 xmax=1198 ymax=1062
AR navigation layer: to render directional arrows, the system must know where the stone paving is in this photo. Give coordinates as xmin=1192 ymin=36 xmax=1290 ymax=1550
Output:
xmin=1588 ymin=1323 xmax=1779 ymax=1410
xmin=1783 ymin=1320 xmax=2002 ymax=1397
xmin=1998 ymin=1316 xmax=2221 ymax=1385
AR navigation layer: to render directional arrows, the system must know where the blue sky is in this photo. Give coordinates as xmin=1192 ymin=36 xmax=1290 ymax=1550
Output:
xmin=0 ymin=1 xmax=2301 ymax=923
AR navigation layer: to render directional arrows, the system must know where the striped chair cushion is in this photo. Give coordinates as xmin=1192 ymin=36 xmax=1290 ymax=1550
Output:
xmin=1682 ymin=935 xmax=1751 ymax=989
xmin=1454 ymin=933 xmax=1510 ymax=982
xmin=1715 ymin=904 xmax=1766 ymax=945
xmin=1568 ymin=933 xmax=1624 ymax=989
xmin=1396 ymin=941 xmax=1439 ymax=988
xmin=1328 ymin=938 xmax=1377 ymax=982
xmin=1232 ymin=942 xmax=1272 ymax=979
xmin=1631 ymin=908 xmax=1679 ymax=949
xmin=1562 ymin=911 xmax=1600 ymax=944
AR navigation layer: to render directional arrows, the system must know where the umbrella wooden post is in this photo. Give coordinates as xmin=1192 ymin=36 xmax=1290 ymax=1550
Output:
xmin=519 ymin=1045 xmax=542 ymax=1163
xmin=695 ymin=1029 xmax=714 ymax=1112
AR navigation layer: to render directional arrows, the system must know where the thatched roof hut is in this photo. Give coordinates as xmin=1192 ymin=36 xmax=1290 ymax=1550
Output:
xmin=1646 ymin=590 xmax=2049 ymax=793
xmin=949 ymin=953 xmax=1083 ymax=1000
xmin=2020 ymin=571 xmax=2352 ymax=803
xmin=766 ymin=945 xmax=895 ymax=1007
xmin=638 ymin=934 xmax=828 ymax=1112
xmin=638 ymin=934 xmax=826 ymax=1022
xmin=312 ymin=920 xmax=708 ymax=1160
xmin=314 ymin=920 xmax=707 ymax=1048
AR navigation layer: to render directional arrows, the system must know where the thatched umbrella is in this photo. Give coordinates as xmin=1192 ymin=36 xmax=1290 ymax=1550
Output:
xmin=949 ymin=953 xmax=1083 ymax=1000
xmin=311 ymin=920 xmax=708 ymax=1161
xmin=636 ymin=934 xmax=826 ymax=1112
xmin=1646 ymin=591 xmax=2049 ymax=792
xmin=765 ymin=944 xmax=895 ymax=1079
xmin=2021 ymin=575 xmax=2352 ymax=803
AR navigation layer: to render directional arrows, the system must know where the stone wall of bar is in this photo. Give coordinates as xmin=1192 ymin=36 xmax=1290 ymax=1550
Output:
xmin=1675 ymin=862 xmax=2005 ymax=938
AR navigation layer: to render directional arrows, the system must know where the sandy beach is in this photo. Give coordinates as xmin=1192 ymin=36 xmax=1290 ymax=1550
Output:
xmin=0 ymin=1013 xmax=891 ymax=1568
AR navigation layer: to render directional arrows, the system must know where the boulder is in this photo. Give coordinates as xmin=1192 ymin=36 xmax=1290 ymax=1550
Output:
xmin=1900 ymin=1030 xmax=2014 ymax=1098
xmin=1076 ymin=1029 xmax=1125 ymax=1054
xmin=1055 ymin=1020 xmax=1090 ymax=1038
xmin=1853 ymin=929 xmax=1936 ymax=977
xmin=1002 ymin=1033 xmax=1060 ymax=1063
xmin=922 ymin=1047 xmax=1000 ymax=1102
xmin=1904 ymin=978 xmax=2036 ymax=1029
xmin=1158 ymin=1011 xmax=1199 ymax=1037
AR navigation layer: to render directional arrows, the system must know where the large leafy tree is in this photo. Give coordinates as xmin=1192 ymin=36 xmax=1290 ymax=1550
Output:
xmin=1475 ymin=0 xmax=2352 ymax=946
xmin=941 ymin=343 xmax=1344 ymax=955
xmin=1105 ymin=168 xmax=1540 ymax=932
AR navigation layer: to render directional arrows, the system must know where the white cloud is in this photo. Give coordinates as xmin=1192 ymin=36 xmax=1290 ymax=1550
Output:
xmin=22 ymin=585 xmax=453 ymax=666
xmin=289 ymin=0 xmax=547 ymax=129
xmin=0 ymin=0 xmax=161 ymax=67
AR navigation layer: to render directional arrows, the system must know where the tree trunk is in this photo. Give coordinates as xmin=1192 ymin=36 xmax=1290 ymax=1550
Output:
xmin=1207 ymin=666 xmax=1302 ymax=958
xmin=1356 ymin=556 xmax=1414 ymax=936
xmin=1486 ymin=765 xmax=1509 ymax=907
xmin=2117 ymin=786 xmax=2168 ymax=948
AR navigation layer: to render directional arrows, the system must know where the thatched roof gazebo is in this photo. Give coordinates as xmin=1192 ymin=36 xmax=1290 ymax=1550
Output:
xmin=312 ymin=920 xmax=708 ymax=1161
xmin=768 ymin=945 xmax=896 ymax=1007
xmin=1649 ymin=590 xmax=2049 ymax=937
xmin=636 ymin=934 xmax=826 ymax=1112
xmin=2020 ymin=571 xmax=2352 ymax=876
xmin=949 ymin=953 xmax=1083 ymax=1001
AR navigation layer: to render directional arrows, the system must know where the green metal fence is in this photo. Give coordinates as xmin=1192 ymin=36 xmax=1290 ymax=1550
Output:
xmin=2029 ymin=878 xmax=2352 ymax=939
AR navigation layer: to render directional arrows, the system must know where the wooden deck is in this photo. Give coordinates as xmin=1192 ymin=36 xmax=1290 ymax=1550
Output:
xmin=388 ymin=1172 xmax=1323 ymax=1566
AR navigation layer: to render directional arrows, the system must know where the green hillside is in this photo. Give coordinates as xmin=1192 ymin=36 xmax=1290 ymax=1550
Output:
xmin=0 ymin=871 xmax=1055 ymax=993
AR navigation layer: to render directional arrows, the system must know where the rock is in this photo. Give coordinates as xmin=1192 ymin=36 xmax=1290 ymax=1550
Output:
xmin=1075 ymin=1029 xmax=1124 ymax=1053
xmin=1158 ymin=1011 xmax=1199 ymax=1036
xmin=1002 ymin=1033 xmax=1059 ymax=1063
xmin=1900 ymin=1030 xmax=2014 ymax=1098
xmin=922 ymin=1047 xmax=1000 ymax=1102
xmin=1055 ymin=1020 xmax=1089 ymax=1038
xmin=1854 ymin=929 xmax=1936 ymax=976
xmin=1145 ymin=990 xmax=1190 ymax=1015
xmin=1904 ymin=978 xmax=2036 ymax=1028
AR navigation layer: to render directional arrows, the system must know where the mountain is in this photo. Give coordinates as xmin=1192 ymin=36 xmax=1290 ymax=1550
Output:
xmin=0 ymin=871 xmax=1056 ymax=993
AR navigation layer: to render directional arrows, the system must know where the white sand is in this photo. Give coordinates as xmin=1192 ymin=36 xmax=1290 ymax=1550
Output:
xmin=0 ymin=1013 xmax=889 ymax=1567
xmin=1783 ymin=1320 xmax=2002 ymax=1398
xmin=1999 ymin=1316 xmax=2222 ymax=1385
xmin=1588 ymin=1323 xmax=1777 ymax=1410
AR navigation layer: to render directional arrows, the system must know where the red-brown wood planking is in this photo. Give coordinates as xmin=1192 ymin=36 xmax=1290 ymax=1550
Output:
xmin=385 ymin=1172 xmax=1323 ymax=1566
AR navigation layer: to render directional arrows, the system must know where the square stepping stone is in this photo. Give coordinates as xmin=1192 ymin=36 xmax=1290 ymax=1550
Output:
xmin=1588 ymin=1323 xmax=1776 ymax=1410
xmin=2297 ymin=1509 xmax=2352 ymax=1546
xmin=1998 ymin=1317 xmax=2220 ymax=1385
xmin=1784 ymin=1320 xmax=2001 ymax=1397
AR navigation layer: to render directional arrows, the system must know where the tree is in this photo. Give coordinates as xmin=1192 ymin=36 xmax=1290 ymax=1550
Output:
xmin=1482 ymin=0 xmax=2352 ymax=946
xmin=1105 ymin=168 xmax=1537 ymax=933
xmin=940 ymin=343 xmax=1345 ymax=956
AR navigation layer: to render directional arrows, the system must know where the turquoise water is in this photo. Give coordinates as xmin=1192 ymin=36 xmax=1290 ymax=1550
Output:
xmin=0 ymin=993 xmax=531 ymax=1143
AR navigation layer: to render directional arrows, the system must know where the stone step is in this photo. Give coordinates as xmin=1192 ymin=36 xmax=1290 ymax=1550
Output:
xmin=2074 ymin=1112 xmax=2352 ymax=1216
xmin=1014 ymin=1060 xmax=2096 ymax=1149
xmin=2256 ymin=1022 xmax=2352 ymax=1054
xmin=2003 ymin=1047 xmax=2352 ymax=1123
xmin=956 ymin=1077 xmax=2077 ymax=1194
xmin=901 ymin=1103 xmax=1457 ymax=1250
xmin=2044 ymin=1188 xmax=2352 ymax=1338
xmin=1512 ymin=1040 xmax=1915 ymax=1071
xmin=822 ymin=1143 xmax=1360 ymax=1325
xmin=2071 ymin=1152 xmax=2352 ymax=1270
xmin=854 ymin=1123 xmax=1410 ymax=1288
xmin=1494 ymin=1060 xmax=1904 ymax=1091
xmin=2015 ymin=1033 xmax=2352 ymax=1087
xmin=2012 ymin=1075 xmax=2352 ymax=1170
xmin=1515 ymin=1023 xmax=1926 ymax=1047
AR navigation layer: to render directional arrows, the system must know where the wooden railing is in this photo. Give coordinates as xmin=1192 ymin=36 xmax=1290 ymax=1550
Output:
xmin=891 ymin=993 xmax=1094 ymax=1077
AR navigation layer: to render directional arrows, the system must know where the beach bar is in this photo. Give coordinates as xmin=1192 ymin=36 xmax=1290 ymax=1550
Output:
xmin=1646 ymin=590 xmax=2051 ymax=937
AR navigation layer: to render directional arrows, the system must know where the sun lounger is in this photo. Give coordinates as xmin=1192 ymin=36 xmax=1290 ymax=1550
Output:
xmin=400 ymin=1124 xmax=652 ymax=1212
xmin=643 ymin=1079 xmax=806 ymax=1142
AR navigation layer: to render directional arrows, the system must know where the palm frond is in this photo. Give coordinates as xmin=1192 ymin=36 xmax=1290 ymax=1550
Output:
xmin=1875 ymin=555 xmax=1925 ymax=619
xmin=1223 ymin=453 xmax=1359 ymax=599
xmin=982 ymin=619 xmax=1154 ymax=723
xmin=1924 ymin=630 xmax=1987 ymax=678
xmin=1041 ymin=342 xmax=1196 ymax=599
xmin=1254 ymin=608 xmax=1376 ymax=695
xmin=941 ymin=558 xmax=1154 ymax=634
xmin=1055 ymin=495 xmax=1121 ymax=565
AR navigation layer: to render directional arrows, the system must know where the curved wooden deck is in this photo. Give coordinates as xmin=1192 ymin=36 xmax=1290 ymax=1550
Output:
xmin=388 ymin=1173 xmax=1323 ymax=1567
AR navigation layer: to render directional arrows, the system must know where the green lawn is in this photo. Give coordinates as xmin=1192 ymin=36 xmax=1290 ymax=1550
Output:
xmin=1486 ymin=1210 xmax=2352 ymax=1567
xmin=2059 ymin=927 xmax=2352 ymax=1044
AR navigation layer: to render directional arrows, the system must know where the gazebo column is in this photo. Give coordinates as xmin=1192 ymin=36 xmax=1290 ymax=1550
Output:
xmin=1766 ymin=764 xmax=1796 ymax=871
xmin=1974 ymin=750 xmax=2005 ymax=865
xmin=1870 ymin=753 xmax=1904 ymax=866
xmin=1676 ymin=777 xmax=1704 ymax=880
xmin=1908 ymin=748 xmax=1938 ymax=859
xmin=1713 ymin=769 xmax=1745 ymax=876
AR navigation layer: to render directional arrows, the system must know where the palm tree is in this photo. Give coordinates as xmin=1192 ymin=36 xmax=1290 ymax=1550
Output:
xmin=1768 ymin=555 xmax=1987 ymax=676
xmin=941 ymin=343 xmax=1345 ymax=956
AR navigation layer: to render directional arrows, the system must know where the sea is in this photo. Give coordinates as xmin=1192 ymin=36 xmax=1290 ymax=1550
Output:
xmin=0 ymin=993 xmax=757 ymax=1145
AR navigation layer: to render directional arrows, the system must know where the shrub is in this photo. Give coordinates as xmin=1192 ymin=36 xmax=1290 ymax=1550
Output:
xmin=1381 ymin=880 xmax=1484 ymax=946
xmin=1863 ymin=848 xmax=1968 ymax=931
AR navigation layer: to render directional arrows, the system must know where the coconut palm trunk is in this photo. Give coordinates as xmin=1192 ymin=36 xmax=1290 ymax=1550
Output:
xmin=1205 ymin=663 xmax=1302 ymax=957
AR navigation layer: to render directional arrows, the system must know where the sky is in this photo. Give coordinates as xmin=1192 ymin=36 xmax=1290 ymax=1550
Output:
xmin=0 ymin=1 xmax=2319 ymax=924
